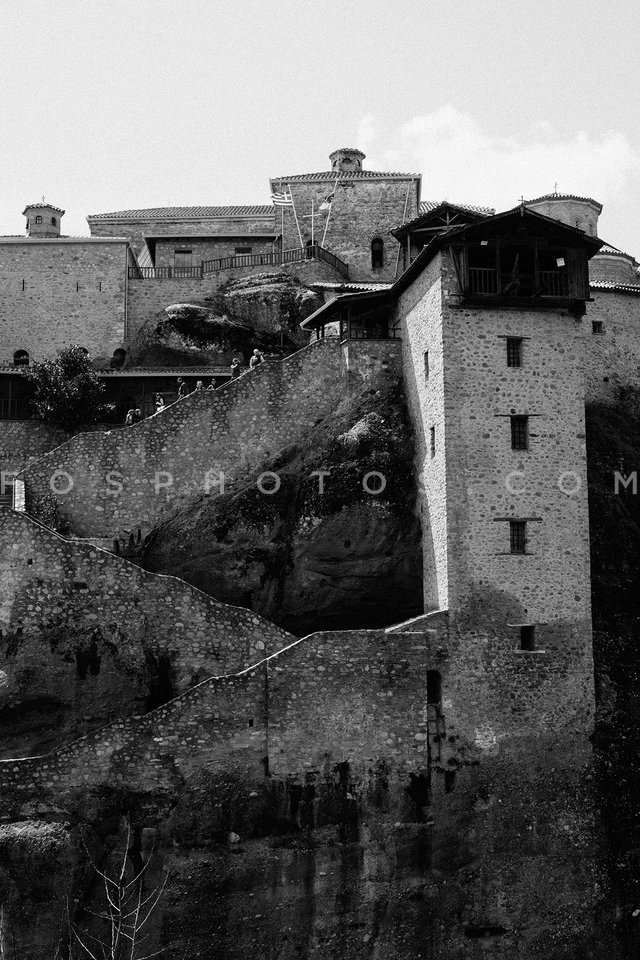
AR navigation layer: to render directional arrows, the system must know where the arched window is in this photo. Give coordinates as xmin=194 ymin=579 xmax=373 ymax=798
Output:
xmin=13 ymin=350 xmax=29 ymax=366
xmin=111 ymin=348 xmax=126 ymax=369
xmin=35 ymin=215 xmax=42 ymax=224
xmin=371 ymin=237 xmax=384 ymax=270
xmin=51 ymin=217 xmax=57 ymax=227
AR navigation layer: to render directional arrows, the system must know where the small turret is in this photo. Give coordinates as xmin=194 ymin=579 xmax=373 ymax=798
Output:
xmin=329 ymin=148 xmax=365 ymax=173
xmin=23 ymin=202 xmax=65 ymax=238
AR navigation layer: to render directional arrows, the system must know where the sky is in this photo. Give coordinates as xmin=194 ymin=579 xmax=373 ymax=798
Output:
xmin=1 ymin=0 xmax=639 ymax=255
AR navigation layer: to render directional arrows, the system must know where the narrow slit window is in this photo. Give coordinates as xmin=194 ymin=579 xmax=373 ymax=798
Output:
xmin=510 ymin=415 xmax=529 ymax=451
xmin=592 ymin=320 xmax=604 ymax=335
xmin=506 ymin=337 xmax=522 ymax=367
xmin=371 ymin=237 xmax=384 ymax=270
xmin=510 ymin=520 xmax=527 ymax=554
xmin=424 ymin=350 xmax=429 ymax=379
xmin=520 ymin=625 xmax=535 ymax=650
xmin=430 ymin=425 xmax=436 ymax=458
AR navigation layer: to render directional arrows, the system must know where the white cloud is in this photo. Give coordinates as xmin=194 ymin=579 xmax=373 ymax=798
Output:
xmin=361 ymin=105 xmax=640 ymax=251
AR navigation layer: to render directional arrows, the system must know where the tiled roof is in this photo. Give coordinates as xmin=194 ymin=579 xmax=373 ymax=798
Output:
xmin=271 ymin=170 xmax=419 ymax=183
xmin=23 ymin=202 xmax=65 ymax=214
xmin=526 ymin=192 xmax=602 ymax=211
xmin=594 ymin=243 xmax=638 ymax=263
xmin=590 ymin=280 xmax=640 ymax=295
xmin=418 ymin=200 xmax=494 ymax=216
xmin=87 ymin=205 xmax=275 ymax=221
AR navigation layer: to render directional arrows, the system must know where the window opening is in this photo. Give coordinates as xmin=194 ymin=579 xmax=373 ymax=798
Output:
xmin=35 ymin=215 xmax=42 ymax=224
xmin=430 ymin=425 xmax=436 ymax=457
xmin=13 ymin=350 xmax=29 ymax=366
xmin=520 ymin=625 xmax=535 ymax=650
xmin=371 ymin=238 xmax=384 ymax=270
xmin=592 ymin=320 xmax=604 ymax=335
xmin=424 ymin=350 xmax=429 ymax=379
xmin=510 ymin=520 xmax=527 ymax=554
xmin=506 ymin=338 xmax=522 ymax=367
xmin=510 ymin=415 xmax=529 ymax=450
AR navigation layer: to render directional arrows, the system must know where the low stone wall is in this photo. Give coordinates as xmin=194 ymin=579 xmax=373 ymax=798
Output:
xmin=0 ymin=509 xmax=295 ymax=705
xmin=21 ymin=338 xmax=345 ymax=538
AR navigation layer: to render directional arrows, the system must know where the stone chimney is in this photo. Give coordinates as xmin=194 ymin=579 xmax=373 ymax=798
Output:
xmin=23 ymin=202 xmax=65 ymax=238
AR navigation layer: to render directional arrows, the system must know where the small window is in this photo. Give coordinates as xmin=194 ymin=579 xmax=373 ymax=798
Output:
xmin=13 ymin=349 xmax=29 ymax=366
xmin=51 ymin=217 xmax=57 ymax=227
xmin=506 ymin=338 xmax=522 ymax=367
xmin=424 ymin=350 xmax=429 ymax=379
xmin=371 ymin=238 xmax=384 ymax=270
xmin=430 ymin=425 xmax=436 ymax=458
xmin=234 ymin=246 xmax=252 ymax=254
xmin=520 ymin=625 xmax=535 ymax=650
xmin=592 ymin=321 xmax=604 ymax=335
xmin=426 ymin=670 xmax=442 ymax=704
xmin=35 ymin=215 xmax=42 ymax=224
xmin=510 ymin=415 xmax=529 ymax=451
xmin=111 ymin=348 xmax=126 ymax=369
xmin=510 ymin=520 xmax=527 ymax=554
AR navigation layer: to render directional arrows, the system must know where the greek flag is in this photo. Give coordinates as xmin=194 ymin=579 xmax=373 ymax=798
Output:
xmin=319 ymin=192 xmax=334 ymax=211
xmin=271 ymin=191 xmax=293 ymax=207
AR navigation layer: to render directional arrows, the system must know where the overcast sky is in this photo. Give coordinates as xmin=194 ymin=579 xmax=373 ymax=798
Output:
xmin=2 ymin=0 xmax=639 ymax=255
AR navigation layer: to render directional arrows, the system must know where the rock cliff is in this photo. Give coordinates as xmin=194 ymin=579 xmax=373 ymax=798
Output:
xmin=128 ymin=273 xmax=321 ymax=368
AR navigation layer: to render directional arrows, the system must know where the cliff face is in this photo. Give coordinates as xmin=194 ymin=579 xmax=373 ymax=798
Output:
xmin=128 ymin=273 xmax=321 ymax=368
xmin=143 ymin=380 xmax=424 ymax=636
xmin=587 ymin=392 xmax=640 ymax=956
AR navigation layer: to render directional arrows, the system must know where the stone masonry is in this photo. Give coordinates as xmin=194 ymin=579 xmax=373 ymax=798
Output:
xmin=21 ymin=337 xmax=345 ymax=539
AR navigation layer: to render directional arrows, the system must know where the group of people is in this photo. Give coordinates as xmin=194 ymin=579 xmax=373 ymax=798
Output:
xmin=124 ymin=349 xmax=267 ymax=425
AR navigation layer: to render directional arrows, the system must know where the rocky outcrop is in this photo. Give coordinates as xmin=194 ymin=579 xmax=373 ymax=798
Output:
xmin=128 ymin=273 xmax=321 ymax=367
xmin=143 ymin=380 xmax=424 ymax=635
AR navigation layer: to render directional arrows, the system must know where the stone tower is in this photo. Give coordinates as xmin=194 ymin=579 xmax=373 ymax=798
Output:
xmin=269 ymin=148 xmax=421 ymax=283
xmin=526 ymin=192 xmax=601 ymax=237
xmin=23 ymin=202 xmax=65 ymax=238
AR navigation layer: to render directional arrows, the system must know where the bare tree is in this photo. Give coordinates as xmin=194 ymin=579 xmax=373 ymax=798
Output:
xmin=66 ymin=825 xmax=167 ymax=960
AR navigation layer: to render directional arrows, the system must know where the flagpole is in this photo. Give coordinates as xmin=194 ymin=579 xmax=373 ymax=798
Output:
xmin=288 ymin=182 xmax=304 ymax=249
xmin=311 ymin=199 xmax=314 ymax=247
xmin=321 ymin=177 xmax=339 ymax=247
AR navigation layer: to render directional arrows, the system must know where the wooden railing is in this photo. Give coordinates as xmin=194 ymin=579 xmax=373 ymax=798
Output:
xmin=540 ymin=270 xmax=568 ymax=296
xmin=129 ymin=244 xmax=349 ymax=280
xmin=343 ymin=328 xmax=401 ymax=341
xmin=128 ymin=265 xmax=204 ymax=279
xmin=468 ymin=267 xmax=499 ymax=295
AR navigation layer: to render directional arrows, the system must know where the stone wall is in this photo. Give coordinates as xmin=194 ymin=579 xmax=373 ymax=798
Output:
xmin=0 ymin=509 xmax=294 ymax=746
xmin=395 ymin=257 xmax=448 ymax=610
xmin=21 ymin=338 xmax=345 ymax=538
xmin=0 ymin=421 xmax=68 ymax=475
xmin=0 ymin=625 xmax=432 ymax=810
xmin=438 ymin=247 xmax=593 ymax=632
xmin=583 ymin=289 xmax=640 ymax=403
xmin=153 ymin=237 xmax=275 ymax=270
xmin=277 ymin=178 xmax=419 ymax=284
xmin=0 ymin=239 xmax=129 ymax=365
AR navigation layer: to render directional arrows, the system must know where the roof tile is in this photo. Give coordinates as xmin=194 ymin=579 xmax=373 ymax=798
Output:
xmin=271 ymin=171 xmax=419 ymax=182
xmin=87 ymin=205 xmax=275 ymax=221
